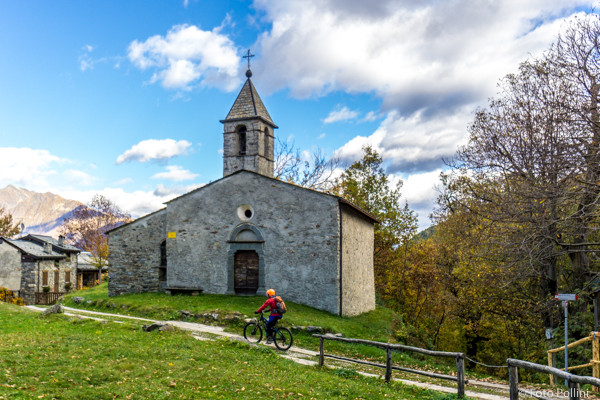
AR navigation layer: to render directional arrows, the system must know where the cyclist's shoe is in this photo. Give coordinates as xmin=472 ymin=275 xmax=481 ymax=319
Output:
xmin=266 ymin=337 xmax=273 ymax=344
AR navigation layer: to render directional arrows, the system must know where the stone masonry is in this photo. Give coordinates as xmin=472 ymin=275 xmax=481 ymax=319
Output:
xmin=108 ymin=208 xmax=166 ymax=296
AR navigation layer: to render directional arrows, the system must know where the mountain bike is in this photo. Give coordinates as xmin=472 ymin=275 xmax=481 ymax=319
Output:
xmin=243 ymin=311 xmax=293 ymax=351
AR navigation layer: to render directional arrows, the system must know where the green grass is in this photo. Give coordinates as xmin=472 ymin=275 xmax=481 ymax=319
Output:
xmin=0 ymin=301 xmax=465 ymax=399
xmin=60 ymin=284 xmax=458 ymax=374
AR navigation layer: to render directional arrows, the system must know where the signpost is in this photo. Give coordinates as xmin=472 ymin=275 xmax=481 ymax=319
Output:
xmin=555 ymin=293 xmax=579 ymax=385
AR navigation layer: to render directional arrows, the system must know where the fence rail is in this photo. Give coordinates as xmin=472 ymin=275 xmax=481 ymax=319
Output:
xmin=507 ymin=358 xmax=600 ymax=400
xmin=547 ymin=331 xmax=600 ymax=391
xmin=35 ymin=292 xmax=64 ymax=305
xmin=313 ymin=334 xmax=465 ymax=398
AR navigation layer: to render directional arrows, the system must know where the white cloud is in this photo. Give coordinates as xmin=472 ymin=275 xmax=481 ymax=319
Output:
xmin=401 ymin=169 xmax=443 ymax=229
xmin=63 ymin=169 xmax=97 ymax=186
xmin=114 ymin=178 xmax=134 ymax=185
xmin=323 ymin=105 xmax=359 ymax=124
xmin=256 ymin=0 xmax=587 ymax=111
xmin=0 ymin=147 xmax=65 ymax=191
xmin=128 ymin=24 xmax=240 ymax=91
xmin=362 ymin=111 xmax=379 ymax=122
xmin=256 ymin=0 xmax=591 ymax=187
xmin=116 ymin=139 xmax=192 ymax=164
xmin=151 ymin=165 xmax=199 ymax=181
xmin=335 ymin=109 xmax=471 ymax=173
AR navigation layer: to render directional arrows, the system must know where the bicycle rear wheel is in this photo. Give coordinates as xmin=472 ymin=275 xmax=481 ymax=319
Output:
xmin=243 ymin=322 xmax=263 ymax=344
xmin=273 ymin=327 xmax=293 ymax=350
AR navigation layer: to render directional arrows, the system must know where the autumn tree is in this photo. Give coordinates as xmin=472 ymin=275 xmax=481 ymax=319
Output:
xmin=60 ymin=194 xmax=131 ymax=272
xmin=0 ymin=207 xmax=21 ymax=238
xmin=443 ymin=14 xmax=600 ymax=332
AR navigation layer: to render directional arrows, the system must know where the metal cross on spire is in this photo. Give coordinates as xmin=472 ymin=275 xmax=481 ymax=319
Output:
xmin=243 ymin=49 xmax=255 ymax=70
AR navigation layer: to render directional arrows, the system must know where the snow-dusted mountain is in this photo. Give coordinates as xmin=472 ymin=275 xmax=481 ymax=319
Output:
xmin=0 ymin=185 xmax=83 ymax=236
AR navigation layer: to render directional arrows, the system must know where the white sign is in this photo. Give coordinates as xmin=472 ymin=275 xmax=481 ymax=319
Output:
xmin=555 ymin=293 xmax=578 ymax=301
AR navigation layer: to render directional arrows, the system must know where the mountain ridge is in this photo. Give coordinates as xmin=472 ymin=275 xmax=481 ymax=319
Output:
xmin=0 ymin=185 xmax=83 ymax=237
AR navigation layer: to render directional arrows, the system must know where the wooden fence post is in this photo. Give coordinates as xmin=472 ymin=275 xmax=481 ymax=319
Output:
xmin=548 ymin=351 xmax=555 ymax=385
xmin=385 ymin=345 xmax=392 ymax=382
xmin=456 ymin=354 xmax=465 ymax=399
xmin=508 ymin=363 xmax=519 ymax=400
xmin=568 ymin=380 xmax=580 ymax=400
xmin=319 ymin=336 xmax=324 ymax=367
xmin=593 ymin=332 xmax=599 ymax=393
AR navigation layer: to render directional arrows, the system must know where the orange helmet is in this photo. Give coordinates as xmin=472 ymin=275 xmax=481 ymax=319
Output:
xmin=266 ymin=289 xmax=275 ymax=297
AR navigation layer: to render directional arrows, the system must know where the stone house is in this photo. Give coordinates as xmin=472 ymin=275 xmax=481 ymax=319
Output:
xmin=107 ymin=68 xmax=378 ymax=316
xmin=0 ymin=234 xmax=80 ymax=304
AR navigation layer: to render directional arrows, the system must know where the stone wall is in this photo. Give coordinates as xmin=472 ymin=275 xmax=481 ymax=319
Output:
xmin=0 ymin=240 xmax=22 ymax=292
xmin=19 ymin=261 xmax=36 ymax=304
xmin=340 ymin=204 xmax=376 ymax=316
xmin=108 ymin=209 xmax=166 ymax=296
xmin=166 ymin=171 xmax=342 ymax=314
xmin=37 ymin=256 xmax=78 ymax=292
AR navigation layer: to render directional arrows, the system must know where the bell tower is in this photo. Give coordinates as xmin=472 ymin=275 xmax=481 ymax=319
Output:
xmin=220 ymin=50 xmax=278 ymax=178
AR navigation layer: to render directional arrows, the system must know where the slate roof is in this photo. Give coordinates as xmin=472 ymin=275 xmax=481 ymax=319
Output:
xmin=2 ymin=238 xmax=66 ymax=259
xmin=24 ymin=234 xmax=80 ymax=253
xmin=220 ymin=78 xmax=277 ymax=128
xmin=77 ymin=251 xmax=107 ymax=271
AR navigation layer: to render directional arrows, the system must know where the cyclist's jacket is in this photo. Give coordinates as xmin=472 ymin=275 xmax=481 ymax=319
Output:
xmin=257 ymin=296 xmax=283 ymax=317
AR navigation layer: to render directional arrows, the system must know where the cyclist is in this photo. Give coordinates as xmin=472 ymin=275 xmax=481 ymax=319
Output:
xmin=255 ymin=288 xmax=283 ymax=344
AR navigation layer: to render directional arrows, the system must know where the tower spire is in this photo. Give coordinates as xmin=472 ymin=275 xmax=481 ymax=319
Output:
xmin=220 ymin=50 xmax=277 ymax=178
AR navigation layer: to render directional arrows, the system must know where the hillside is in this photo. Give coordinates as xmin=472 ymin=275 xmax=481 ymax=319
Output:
xmin=0 ymin=185 xmax=83 ymax=236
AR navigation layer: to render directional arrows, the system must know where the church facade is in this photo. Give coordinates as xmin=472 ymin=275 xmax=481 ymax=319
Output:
xmin=107 ymin=69 xmax=377 ymax=316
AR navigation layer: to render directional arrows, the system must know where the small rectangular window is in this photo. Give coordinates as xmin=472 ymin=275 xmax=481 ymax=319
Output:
xmin=65 ymin=271 xmax=71 ymax=283
xmin=42 ymin=271 xmax=48 ymax=286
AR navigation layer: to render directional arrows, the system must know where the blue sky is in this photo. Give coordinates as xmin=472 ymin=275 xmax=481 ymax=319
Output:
xmin=0 ymin=0 xmax=594 ymax=230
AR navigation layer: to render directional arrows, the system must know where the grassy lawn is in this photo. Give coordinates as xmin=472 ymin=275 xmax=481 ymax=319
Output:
xmin=59 ymin=284 xmax=458 ymax=374
xmin=0 ymin=301 xmax=464 ymax=399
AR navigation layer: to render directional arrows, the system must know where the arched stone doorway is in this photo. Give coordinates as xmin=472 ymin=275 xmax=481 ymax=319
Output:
xmin=227 ymin=224 xmax=265 ymax=295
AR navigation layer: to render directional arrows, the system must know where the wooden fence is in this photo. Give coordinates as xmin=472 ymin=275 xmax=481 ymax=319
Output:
xmin=313 ymin=334 xmax=466 ymax=398
xmin=547 ymin=331 xmax=600 ymax=391
xmin=508 ymin=358 xmax=600 ymax=400
xmin=35 ymin=292 xmax=64 ymax=305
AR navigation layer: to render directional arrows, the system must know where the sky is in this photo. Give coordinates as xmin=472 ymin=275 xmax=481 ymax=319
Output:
xmin=0 ymin=0 xmax=595 ymax=231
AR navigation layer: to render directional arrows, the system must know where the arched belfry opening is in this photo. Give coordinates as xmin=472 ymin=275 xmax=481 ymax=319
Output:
xmin=226 ymin=224 xmax=265 ymax=295
xmin=237 ymin=125 xmax=247 ymax=155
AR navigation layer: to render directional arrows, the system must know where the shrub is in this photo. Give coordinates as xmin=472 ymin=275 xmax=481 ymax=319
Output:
xmin=0 ymin=287 xmax=24 ymax=306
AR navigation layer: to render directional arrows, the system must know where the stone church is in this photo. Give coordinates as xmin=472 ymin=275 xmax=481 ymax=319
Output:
xmin=107 ymin=68 xmax=377 ymax=316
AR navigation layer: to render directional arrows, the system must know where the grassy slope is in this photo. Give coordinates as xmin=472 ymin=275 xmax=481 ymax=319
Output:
xmin=0 ymin=300 xmax=461 ymax=400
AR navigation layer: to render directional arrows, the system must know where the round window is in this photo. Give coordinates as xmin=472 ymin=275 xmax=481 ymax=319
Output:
xmin=237 ymin=204 xmax=254 ymax=221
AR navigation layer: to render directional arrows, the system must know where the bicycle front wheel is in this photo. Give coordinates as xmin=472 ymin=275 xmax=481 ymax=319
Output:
xmin=273 ymin=327 xmax=293 ymax=350
xmin=243 ymin=321 xmax=263 ymax=344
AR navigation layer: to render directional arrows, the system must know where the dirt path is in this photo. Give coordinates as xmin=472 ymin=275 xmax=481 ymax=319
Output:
xmin=26 ymin=305 xmax=526 ymax=399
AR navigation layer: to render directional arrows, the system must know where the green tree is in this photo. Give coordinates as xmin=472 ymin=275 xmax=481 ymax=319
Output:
xmin=338 ymin=146 xmax=418 ymax=291
xmin=0 ymin=207 xmax=21 ymax=238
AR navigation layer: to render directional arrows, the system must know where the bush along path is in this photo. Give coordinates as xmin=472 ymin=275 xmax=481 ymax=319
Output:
xmin=26 ymin=304 xmax=517 ymax=400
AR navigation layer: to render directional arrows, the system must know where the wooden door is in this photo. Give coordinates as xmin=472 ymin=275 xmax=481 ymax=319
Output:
xmin=234 ymin=250 xmax=259 ymax=295
xmin=54 ymin=271 xmax=59 ymax=292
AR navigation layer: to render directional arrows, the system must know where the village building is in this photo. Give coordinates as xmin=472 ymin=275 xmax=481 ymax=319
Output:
xmin=77 ymin=251 xmax=107 ymax=289
xmin=107 ymin=66 xmax=377 ymax=316
xmin=0 ymin=234 xmax=80 ymax=304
